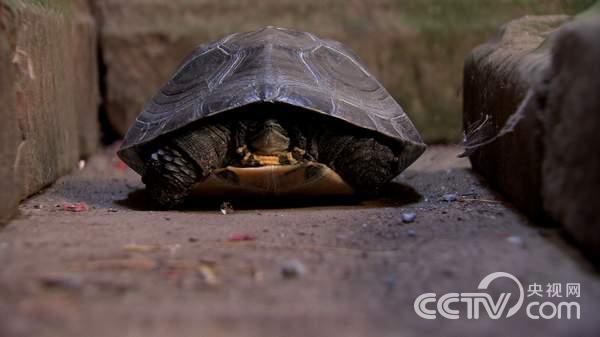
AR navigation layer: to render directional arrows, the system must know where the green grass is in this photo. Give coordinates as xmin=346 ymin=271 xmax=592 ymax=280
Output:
xmin=379 ymin=0 xmax=598 ymax=141
xmin=393 ymin=0 xmax=596 ymax=36
xmin=576 ymin=0 xmax=600 ymax=17
xmin=561 ymin=0 xmax=599 ymax=13
xmin=392 ymin=0 xmax=598 ymax=51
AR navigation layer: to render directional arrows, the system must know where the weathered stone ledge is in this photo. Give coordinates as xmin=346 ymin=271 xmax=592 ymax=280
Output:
xmin=464 ymin=7 xmax=600 ymax=257
xmin=0 ymin=0 xmax=100 ymax=224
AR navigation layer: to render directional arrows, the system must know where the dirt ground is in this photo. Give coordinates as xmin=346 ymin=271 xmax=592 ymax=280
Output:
xmin=0 ymin=146 xmax=599 ymax=337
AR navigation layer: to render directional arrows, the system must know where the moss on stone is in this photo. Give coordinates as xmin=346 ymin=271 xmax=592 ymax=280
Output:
xmin=576 ymin=0 xmax=600 ymax=18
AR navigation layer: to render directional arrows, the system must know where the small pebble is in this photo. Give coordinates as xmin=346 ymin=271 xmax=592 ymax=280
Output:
xmin=407 ymin=229 xmax=417 ymax=237
xmin=442 ymin=193 xmax=458 ymax=202
xmin=188 ymin=237 xmax=199 ymax=243
xmin=384 ymin=276 xmax=396 ymax=291
xmin=401 ymin=212 xmax=417 ymax=223
xmin=62 ymin=202 xmax=88 ymax=212
xmin=39 ymin=274 xmax=84 ymax=291
xmin=220 ymin=202 xmax=234 ymax=215
xmin=537 ymin=229 xmax=551 ymax=237
xmin=506 ymin=235 xmax=525 ymax=247
xmin=228 ymin=234 xmax=256 ymax=242
xmin=281 ymin=259 xmax=307 ymax=279
xmin=168 ymin=244 xmax=181 ymax=256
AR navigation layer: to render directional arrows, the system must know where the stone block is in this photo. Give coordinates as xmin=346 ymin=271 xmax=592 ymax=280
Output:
xmin=464 ymin=5 xmax=600 ymax=257
xmin=463 ymin=15 xmax=567 ymax=218
xmin=0 ymin=5 xmax=18 ymax=224
xmin=0 ymin=0 xmax=100 ymax=223
xmin=542 ymin=17 xmax=600 ymax=256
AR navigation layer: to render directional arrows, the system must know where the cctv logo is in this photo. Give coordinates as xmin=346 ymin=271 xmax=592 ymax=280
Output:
xmin=414 ymin=272 xmax=581 ymax=320
xmin=414 ymin=272 xmax=523 ymax=319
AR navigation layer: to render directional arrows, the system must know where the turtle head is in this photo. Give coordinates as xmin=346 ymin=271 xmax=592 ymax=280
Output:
xmin=248 ymin=118 xmax=290 ymax=154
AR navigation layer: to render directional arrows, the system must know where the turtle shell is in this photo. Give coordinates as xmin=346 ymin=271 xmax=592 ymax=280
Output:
xmin=118 ymin=26 xmax=426 ymax=174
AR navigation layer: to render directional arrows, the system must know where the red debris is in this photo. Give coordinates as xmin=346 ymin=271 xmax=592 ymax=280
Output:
xmin=163 ymin=269 xmax=181 ymax=280
xmin=62 ymin=202 xmax=88 ymax=212
xmin=228 ymin=234 xmax=256 ymax=242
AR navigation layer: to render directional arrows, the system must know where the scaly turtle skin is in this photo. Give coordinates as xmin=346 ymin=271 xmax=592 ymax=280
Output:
xmin=118 ymin=27 xmax=426 ymax=208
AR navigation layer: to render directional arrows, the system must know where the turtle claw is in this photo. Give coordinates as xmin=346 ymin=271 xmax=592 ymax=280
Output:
xmin=142 ymin=145 xmax=199 ymax=209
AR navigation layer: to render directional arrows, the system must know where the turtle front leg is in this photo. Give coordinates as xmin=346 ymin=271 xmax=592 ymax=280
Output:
xmin=318 ymin=135 xmax=400 ymax=194
xmin=142 ymin=146 xmax=200 ymax=208
xmin=142 ymin=124 xmax=231 ymax=208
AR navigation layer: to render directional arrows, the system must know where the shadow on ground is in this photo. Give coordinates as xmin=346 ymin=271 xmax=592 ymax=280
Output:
xmin=117 ymin=181 xmax=422 ymax=211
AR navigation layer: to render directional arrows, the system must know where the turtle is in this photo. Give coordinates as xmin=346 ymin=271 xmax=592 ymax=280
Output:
xmin=117 ymin=26 xmax=426 ymax=208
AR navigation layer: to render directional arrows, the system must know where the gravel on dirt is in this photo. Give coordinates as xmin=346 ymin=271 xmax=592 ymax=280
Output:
xmin=0 ymin=145 xmax=599 ymax=337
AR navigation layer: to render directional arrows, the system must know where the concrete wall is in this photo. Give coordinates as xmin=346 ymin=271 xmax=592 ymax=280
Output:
xmin=542 ymin=15 xmax=600 ymax=257
xmin=0 ymin=0 xmax=100 ymax=224
xmin=463 ymin=6 xmax=600 ymax=257
xmin=463 ymin=15 xmax=568 ymax=219
xmin=0 ymin=6 xmax=19 ymax=224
